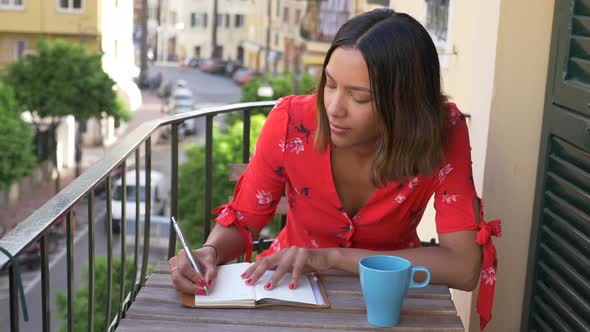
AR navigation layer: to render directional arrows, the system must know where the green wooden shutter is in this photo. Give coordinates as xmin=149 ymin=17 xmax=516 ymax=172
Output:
xmin=553 ymin=0 xmax=590 ymax=116
xmin=524 ymin=0 xmax=590 ymax=331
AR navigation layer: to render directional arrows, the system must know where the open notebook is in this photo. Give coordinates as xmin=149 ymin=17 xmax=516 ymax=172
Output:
xmin=180 ymin=262 xmax=330 ymax=308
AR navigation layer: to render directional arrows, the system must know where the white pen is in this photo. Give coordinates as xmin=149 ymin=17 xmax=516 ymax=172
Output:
xmin=170 ymin=216 xmax=210 ymax=295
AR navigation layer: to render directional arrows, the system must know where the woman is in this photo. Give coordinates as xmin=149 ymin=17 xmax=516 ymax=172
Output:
xmin=169 ymin=8 xmax=500 ymax=329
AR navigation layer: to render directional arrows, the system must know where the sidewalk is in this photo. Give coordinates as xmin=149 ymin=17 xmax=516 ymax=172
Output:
xmin=0 ymin=90 xmax=164 ymax=238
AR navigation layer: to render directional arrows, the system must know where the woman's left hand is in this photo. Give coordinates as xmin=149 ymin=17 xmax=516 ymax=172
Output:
xmin=241 ymin=246 xmax=338 ymax=290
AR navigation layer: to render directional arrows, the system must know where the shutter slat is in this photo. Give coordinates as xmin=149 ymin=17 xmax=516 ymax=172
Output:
xmin=536 ymin=282 xmax=587 ymax=331
xmin=544 ymin=209 xmax=590 ymax=256
xmin=545 ymin=192 xmax=590 ymax=235
xmin=549 ymin=153 xmax=590 ymax=192
xmin=533 ymin=296 xmax=574 ymax=332
xmin=573 ymin=16 xmax=590 ymax=37
xmin=571 ymin=36 xmax=590 ymax=60
xmin=546 ymin=172 xmax=590 ymax=215
xmin=567 ymin=57 xmax=590 ymax=85
xmin=541 ymin=226 xmax=590 ymax=276
xmin=552 ymin=135 xmax=590 ymax=172
xmin=574 ymin=0 xmax=590 ymax=16
xmin=532 ymin=313 xmax=554 ymax=332
xmin=537 ymin=262 xmax=590 ymax=320
xmin=540 ymin=244 xmax=590 ymax=300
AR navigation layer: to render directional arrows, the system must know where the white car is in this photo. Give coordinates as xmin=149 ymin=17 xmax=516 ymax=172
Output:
xmin=166 ymin=87 xmax=198 ymax=135
xmin=110 ymin=170 xmax=167 ymax=233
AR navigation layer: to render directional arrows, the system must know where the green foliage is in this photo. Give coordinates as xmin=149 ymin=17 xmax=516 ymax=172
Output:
xmin=0 ymin=82 xmax=36 ymax=189
xmin=3 ymin=39 xmax=130 ymax=122
xmin=56 ymin=256 xmax=137 ymax=331
xmin=177 ymin=115 xmax=267 ymax=246
xmin=240 ymin=72 xmax=318 ymax=103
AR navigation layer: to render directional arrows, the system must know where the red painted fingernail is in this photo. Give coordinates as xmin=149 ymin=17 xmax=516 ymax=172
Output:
xmin=240 ymin=272 xmax=246 ymax=278
xmin=196 ymin=289 xmax=206 ymax=296
xmin=198 ymin=280 xmax=206 ymax=287
xmin=246 ymin=278 xmax=252 ymax=285
xmin=264 ymin=282 xmax=271 ymax=289
xmin=208 ymin=279 xmax=213 ymax=287
xmin=289 ymin=283 xmax=295 ymax=290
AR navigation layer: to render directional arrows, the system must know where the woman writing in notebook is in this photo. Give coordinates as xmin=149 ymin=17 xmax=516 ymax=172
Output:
xmin=169 ymin=8 xmax=501 ymax=328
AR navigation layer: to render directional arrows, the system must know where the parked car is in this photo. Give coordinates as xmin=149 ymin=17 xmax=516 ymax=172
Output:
xmin=232 ymin=68 xmax=259 ymax=85
xmin=224 ymin=60 xmax=242 ymax=77
xmin=124 ymin=215 xmax=171 ymax=250
xmin=163 ymin=86 xmax=198 ymax=135
xmin=199 ymin=58 xmax=227 ymax=74
xmin=110 ymin=170 xmax=168 ymax=233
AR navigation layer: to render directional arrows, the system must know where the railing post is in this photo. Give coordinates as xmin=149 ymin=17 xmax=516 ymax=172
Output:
xmin=243 ymin=110 xmax=251 ymax=163
xmin=204 ymin=115 xmax=214 ymax=240
xmin=66 ymin=211 xmax=74 ymax=332
xmin=87 ymin=191 xmax=95 ymax=332
xmin=118 ymin=161 xmax=127 ymax=325
xmin=140 ymin=137 xmax=152 ymax=286
xmin=132 ymin=149 xmax=141 ymax=297
xmin=169 ymin=123 xmax=179 ymax=258
xmin=40 ymin=233 xmax=50 ymax=332
xmin=105 ymin=176 xmax=113 ymax=331
xmin=9 ymin=265 xmax=19 ymax=332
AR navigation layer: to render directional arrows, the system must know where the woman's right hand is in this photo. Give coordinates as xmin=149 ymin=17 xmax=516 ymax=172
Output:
xmin=168 ymin=246 xmax=218 ymax=295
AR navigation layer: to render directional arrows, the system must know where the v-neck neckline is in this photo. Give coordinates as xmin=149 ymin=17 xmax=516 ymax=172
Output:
xmin=326 ymin=145 xmax=383 ymax=219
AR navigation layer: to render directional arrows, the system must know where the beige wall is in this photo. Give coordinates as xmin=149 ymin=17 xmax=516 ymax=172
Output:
xmin=392 ymin=0 xmax=556 ymax=330
xmin=477 ymin=0 xmax=555 ymax=331
xmin=0 ymin=0 xmax=99 ymax=35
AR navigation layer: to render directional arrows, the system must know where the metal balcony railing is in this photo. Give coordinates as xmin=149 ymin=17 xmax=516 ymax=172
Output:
xmin=0 ymin=100 xmax=276 ymax=332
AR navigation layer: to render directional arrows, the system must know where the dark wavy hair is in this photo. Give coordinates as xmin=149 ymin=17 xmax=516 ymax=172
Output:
xmin=314 ymin=8 xmax=448 ymax=186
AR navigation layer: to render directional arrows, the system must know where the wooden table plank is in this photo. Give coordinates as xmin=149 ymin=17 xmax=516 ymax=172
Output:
xmin=134 ymin=286 xmax=457 ymax=316
xmin=117 ymin=318 xmax=361 ymax=332
xmin=127 ymin=261 xmax=463 ymax=332
xmin=125 ymin=301 xmax=464 ymax=331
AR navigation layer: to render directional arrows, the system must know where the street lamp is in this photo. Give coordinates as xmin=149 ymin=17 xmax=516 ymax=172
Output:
xmin=258 ymin=0 xmax=273 ymax=98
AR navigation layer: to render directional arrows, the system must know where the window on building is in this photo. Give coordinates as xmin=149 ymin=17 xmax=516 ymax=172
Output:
xmin=367 ymin=0 xmax=389 ymax=6
xmin=274 ymin=32 xmax=279 ymax=47
xmin=217 ymin=13 xmax=223 ymax=27
xmin=235 ymin=14 xmax=244 ymax=28
xmin=0 ymin=0 xmax=24 ymax=9
xmin=225 ymin=13 xmax=230 ymax=28
xmin=424 ymin=0 xmax=450 ymax=43
xmin=275 ymin=0 xmax=279 ymax=17
xmin=14 ymin=39 xmax=26 ymax=60
xmin=283 ymin=7 xmax=289 ymax=23
xmin=295 ymin=9 xmax=301 ymax=24
xmin=58 ymin=0 xmax=82 ymax=11
xmin=170 ymin=11 xmax=177 ymax=25
xmin=191 ymin=12 xmax=197 ymax=27
xmin=203 ymin=13 xmax=208 ymax=27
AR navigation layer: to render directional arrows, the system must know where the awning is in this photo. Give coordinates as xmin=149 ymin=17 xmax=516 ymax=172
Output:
xmin=302 ymin=54 xmax=325 ymax=66
xmin=242 ymin=41 xmax=262 ymax=52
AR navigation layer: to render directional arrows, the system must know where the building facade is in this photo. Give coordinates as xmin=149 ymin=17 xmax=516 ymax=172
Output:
xmin=157 ymin=0 xmax=251 ymax=63
xmin=0 ymin=0 xmax=139 ymax=153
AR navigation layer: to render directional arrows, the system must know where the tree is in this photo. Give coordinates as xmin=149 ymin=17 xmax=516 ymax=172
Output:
xmin=177 ymin=115 xmax=267 ymax=247
xmin=3 ymin=39 xmax=131 ymax=181
xmin=240 ymin=72 xmax=317 ymax=103
xmin=0 ymin=82 xmax=36 ymax=189
xmin=55 ymin=256 xmax=138 ymax=331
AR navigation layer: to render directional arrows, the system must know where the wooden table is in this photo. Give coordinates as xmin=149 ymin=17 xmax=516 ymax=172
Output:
xmin=118 ymin=262 xmax=464 ymax=331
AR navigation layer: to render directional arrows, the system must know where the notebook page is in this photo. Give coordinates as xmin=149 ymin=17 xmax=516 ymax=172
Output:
xmin=194 ymin=262 xmax=255 ymax=304
xmin=254 ymin=271 xmax=318 ymax=304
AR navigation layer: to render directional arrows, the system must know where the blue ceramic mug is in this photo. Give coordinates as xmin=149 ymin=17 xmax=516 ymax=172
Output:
xmin=359 ymin=255 xmax=431 ymax=327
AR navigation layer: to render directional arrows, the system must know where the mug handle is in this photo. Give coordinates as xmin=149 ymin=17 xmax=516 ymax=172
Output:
xmin=409 ymin=266 xmax=431 ymax=288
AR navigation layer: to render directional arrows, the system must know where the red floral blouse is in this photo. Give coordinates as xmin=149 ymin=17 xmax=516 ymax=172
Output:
xmin=214 ymin=94 xmax=501 ymax=330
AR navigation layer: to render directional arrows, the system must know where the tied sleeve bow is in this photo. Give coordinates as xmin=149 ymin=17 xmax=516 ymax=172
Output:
xmin=475 ymin=219 xmax=502 ymax=330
